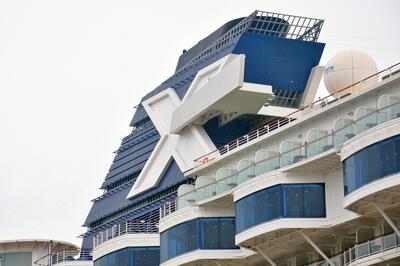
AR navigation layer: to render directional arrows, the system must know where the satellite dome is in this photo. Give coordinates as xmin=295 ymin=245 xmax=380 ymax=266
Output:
xmin=323 ymin=49 xmax=378 ymax=97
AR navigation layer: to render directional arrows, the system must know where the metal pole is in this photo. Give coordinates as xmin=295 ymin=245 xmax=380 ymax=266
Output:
xmin=298 ymin=231 xmax=335 ymax=266
xmin=254 ymin=246 xmax=277 ymax=266
xmin=373 ymin=203 xmax=400 ymax=237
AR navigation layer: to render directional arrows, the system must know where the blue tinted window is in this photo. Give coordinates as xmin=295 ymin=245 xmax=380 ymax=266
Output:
xmin=161 ymin=217 xmax=237 ymax=263
xmin=235 ymin=199 xmax=246 ymax=233
xmin=201 ymin=218 xmax=220 ymax=249
xmin=344 ymin=156 xmax=357 ymax=194
xmin=303 ymin=184 xmax=325 ymax=217
xmin=160 ymin=231 xmax=168 ymax=263
xmin=284 ymin=185 xmax=303 ymax=217
xmin=266 ymin=186 xmax=282 ymax=220
xmin=243 ymin=195 xmax=256 ymax=229
xmin=367 ymin=145 xmax=380 ymax=183
xmin=220 ymin=218 xmax=236 ymax=249
xmin=380 ymin=141 xmax=395 ymax=176
xmin=186 ymin=220 xmax=198 ymax=252
xmin=94 ymin=247 xmax=159 ymax=266
xmin=235 ymin=184 xmax=325 ymax=233
xmin=255 ymin=190 xmax=267 ymax=224
xmin=395 ymin=138 xmax=400 ymax=171
xmin=168 ymin=227 xmax=177 ymax=258
xmin=343 ymin=134 xmax=400 ymax=195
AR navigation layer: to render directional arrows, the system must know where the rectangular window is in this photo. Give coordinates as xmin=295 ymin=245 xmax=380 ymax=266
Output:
xmin=235 ymin=199 xmax=246 ymax=233
xmin=266 ymin=186 xmax=282 ymax=220
xmin=117 ymin=249 xmax=128 ymax=265
xmin=303 ymin=184 xmax=325 ymax=217
xmin=243 ymin=195 xmax=256 ymax=229
xmin=186 ymin=220 xmax=198 ymax=252
xmin=201 ymin=218 xmax=220 ymax=249
xmin=344 ymin=156 xmax=357 ymax=194
xmin=367 ymin=145 xmax=380 ymax=183
xmin=219 ymin=218 xmax=236 ymax=249
xmin=167 ymin=227 xmax=177 ymax=258
xmin=380 ymin=140 xmax=395 ymax=177
xmin=395 ymin=138 xmax=400 ymax=172
xmin=284 ymin=185 xmax=304 ymax=217
xmin=160 ymin=232 xmax=168 ymax=262
xmin=255 ymin=190 xmax=267 ymax=224
xmin=175 ymin=223 xmax=186 ymax=255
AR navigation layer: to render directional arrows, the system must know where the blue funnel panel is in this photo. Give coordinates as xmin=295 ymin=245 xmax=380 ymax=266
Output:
xmin=233 ymin=32 xmax=325 ymax=93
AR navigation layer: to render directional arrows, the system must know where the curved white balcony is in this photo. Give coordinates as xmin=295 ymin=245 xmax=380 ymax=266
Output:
xmin=341 ymin=119 xmax=400 ymax=213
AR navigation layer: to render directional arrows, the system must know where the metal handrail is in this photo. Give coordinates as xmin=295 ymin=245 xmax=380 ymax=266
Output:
xmin=93 ymin=220 xmax=159 ymax=248
xmin=305 ymin=232 xmax=400 ymax=266
xmin=161 ymin=100 xmax=400 ymax=217
xmin=193 ymin=62 xmax=400 ymax=168
xmin=34 ymin=249 xmax=92 ymax=266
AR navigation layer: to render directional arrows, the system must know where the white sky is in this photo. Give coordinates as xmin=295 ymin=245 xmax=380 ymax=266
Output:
xmin=0 ymin=0 xmax=399 ymax=247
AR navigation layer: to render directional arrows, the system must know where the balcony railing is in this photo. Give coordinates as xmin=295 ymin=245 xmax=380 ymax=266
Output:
xmin=93 ymin=220 xmax=159 ymax=248
xmin=306 ymin=232 xmax=400 ymax=266
xmin=193 ymin=62 xmax=400 ymax=169
xmin=159 ymin=200 xmax=176 ymax=220
xmin=160 ymin=100 xmax=400 ymax=216
xmin=34 ymin=249 xmax=92 ymax=266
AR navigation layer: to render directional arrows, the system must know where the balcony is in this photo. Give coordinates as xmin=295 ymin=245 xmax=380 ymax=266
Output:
xmin=192 ymin=63 xmax=400 ymax=170
xmin=34 ymin=249 xmax=92 ymax=266
xmin=306 ymin=232 xmax=400 ymax=266
xmin=167 ymin=100 xmax=400 ymax=216
xmin=93 ymin=220 xmax=158 ymax=248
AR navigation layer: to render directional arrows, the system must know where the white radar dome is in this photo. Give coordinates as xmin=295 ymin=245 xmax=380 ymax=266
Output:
xmin=323 ymin=49 xmax=378 ymax=97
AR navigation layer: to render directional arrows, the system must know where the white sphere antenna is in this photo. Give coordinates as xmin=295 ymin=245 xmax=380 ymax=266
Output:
xmin=323 ymin=49 xmax=378 ymax=97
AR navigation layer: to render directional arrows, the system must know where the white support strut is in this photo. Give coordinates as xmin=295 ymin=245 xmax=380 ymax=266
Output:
xmin=298 ymin=231 xmax=335 ymax=266
xmin=373 ymin=202 xmax=400 ymax=238
xmin=254 ymin=246 xmax=277 ymax=266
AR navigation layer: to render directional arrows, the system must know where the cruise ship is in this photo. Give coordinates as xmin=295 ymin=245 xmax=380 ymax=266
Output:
xmin=5 ymin=9 xmax=400 ymax=266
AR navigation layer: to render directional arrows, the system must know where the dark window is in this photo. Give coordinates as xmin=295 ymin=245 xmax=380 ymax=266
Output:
xmin=220 ymin=218 xmax=236 ymax=249
xmin=343 ymin=134 xmax=400 ymax=195
xmin=284 ymin=185 xmax=304 ymax=217
xmin=243 ymin=195 xmax=256 ymax=229
xmin=235 ymin=199 xmax=246 ymax=233
xmin=266 ymin=186 xmax=282 ymax=220
xmin=235 ymin=184 xmax=325 ymax=233
xmin=94 ymin=247 xmax=159 ymax=266
xmin=202 ymin=218 xmax=220 ymax=249
xmin=176 ymin=223 xmax=186 ymax=255
xmin=344 ymin=156 xmax=357 ymax=194
xmin=186 ymin=220 xmax=198 ymax=252
xmin=367 ymin=145 xmax=380 ymax=183
xmin=303 ymin=184 xmax=325 ymax=217
xmin=255 ymin=190 xmax=267 ymax=224
xmin=380 ymin=140 xmax=395 ymax=177
xmin=395 ymin=138 xmax=400 ymax=171
xmin=160 ymin=217 xmax=237 ymax=263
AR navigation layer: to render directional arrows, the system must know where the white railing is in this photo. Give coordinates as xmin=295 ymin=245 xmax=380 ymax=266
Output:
xmin=306 ymin=232 xmax=400 ymax=266
xmin=34 ymin=249 xmax=92 ymax=266
xmin=193 ymin=62 xmax=400 ymax=168
xmin=159 ymin=200 xmax=176 ymax=219
xmin=93 ymin=220 xmax=159 ymax=248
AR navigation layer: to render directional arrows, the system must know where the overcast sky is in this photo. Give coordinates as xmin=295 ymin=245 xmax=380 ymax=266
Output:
xmin=0 ymin=0 xmax=399 ymax=247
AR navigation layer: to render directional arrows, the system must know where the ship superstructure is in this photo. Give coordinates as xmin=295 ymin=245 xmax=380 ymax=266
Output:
xmin=31 ymin=10 xmax=400 ymax=266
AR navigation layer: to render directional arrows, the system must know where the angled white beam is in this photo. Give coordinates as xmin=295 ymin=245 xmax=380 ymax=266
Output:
xmin=127 ymin=88 xmax=216 ymax=199
xmin=373 ymin=202 xmax=400 ymax=237
xmin=254 ymin=246 xmax=277 ymax=266
xmin=298 ymin=231 xmax=335 ymax=266
xmin=170 ymin=54 xmax=273 ymax=134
